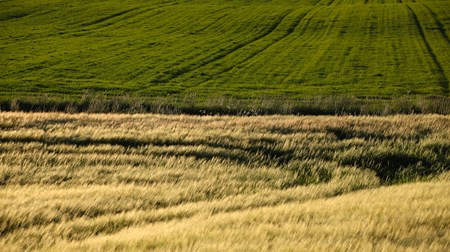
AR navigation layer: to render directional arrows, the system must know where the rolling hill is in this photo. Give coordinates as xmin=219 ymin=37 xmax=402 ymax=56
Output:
xmin=1 ymin=0 xmax=449 ymax=101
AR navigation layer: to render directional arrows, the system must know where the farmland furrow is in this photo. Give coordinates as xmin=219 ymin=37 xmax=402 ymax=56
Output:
xmin=290 ymin=4 xmax=392 ymax=88
xmin=189 ymin=6 xmax=328 ymax=89
xmin=318 ymin=0 xmax=336 ymax=6
xmin=422 ymin=3 xmax=450 ymax=44
xmin=186 ymin=7 xmax=317 ymax=89
xmin=190 ymin=14 xmax=229 ymax=35
xmin=73 ymin=3 xmax=180 ymax=34
xmin=72 ymin=7 xmax=260 ymax=84
xmin=76 ymin=0 xmax=185 ymax=29
xmin=126 ymin=12 xmax=231 ymax=81
xmin=52 ymin=4 xmax=234 ymax=81
xmin=285 ymin=6 xmax=346 ymax=83
xmin=148 ymin=9 xmax=296 ymax=84
xmin=204 ymin=4 xmax=437 ymax=95
xmin=126 ymin=7 xmax=289 ymax=83
xmin=1 ymin=0 xmax=449 ymax=102
xmin=86 ymin=8 xmax=164 ymax=31
xmin=406 ymin=4 xmax=449 ymax=94
xmin=80 ymin=8 xmax=140 ymax=28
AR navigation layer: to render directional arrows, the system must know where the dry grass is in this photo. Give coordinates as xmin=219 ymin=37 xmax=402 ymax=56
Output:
xmin=48 ymin=182 xmax=450 ymax=252
xmin=0 ymin=113 xmax=449 ymax=251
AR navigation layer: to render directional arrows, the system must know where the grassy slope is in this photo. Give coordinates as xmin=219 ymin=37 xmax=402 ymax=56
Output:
xmin=0 ymin=113 xmax=448 ymax=250
xmin=1 ymin=0 xmax=449 ymax=100
xmin=49 ymin=182 xmax=450 ymax=251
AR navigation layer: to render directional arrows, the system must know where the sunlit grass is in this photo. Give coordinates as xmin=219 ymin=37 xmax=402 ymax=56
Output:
xmin=1 ymin=0 xmax=449 ymax=100
xmin=0 ymin=113 xmax=448 ymax=250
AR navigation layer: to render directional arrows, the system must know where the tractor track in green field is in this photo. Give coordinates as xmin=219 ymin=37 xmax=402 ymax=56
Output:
xmin=125 ymin=8 xmax=234 ymax=81
xmin=190 ymin=14 xmax=229 ymax=35
xmin=317 ymin=0 xmax=335 ymax=6
xmin=422 ymin=4 xmax=450 ymax=45
xmin=147 ymin=9 xmax=298 ymax=84
xmin=188 ymin=7 xmax=319 ymax=89
xmin=80 ymin=8 xmax=140 ymax=28
xmin=71 ymin=1 xmax=187 ymax=36
xmin=406 ymin=4 xmax=449 ymax=94
xmin=1 ymin=0 xmax=449 ymax=98
xmin=75 ymin=4 xmax=176 ymax=33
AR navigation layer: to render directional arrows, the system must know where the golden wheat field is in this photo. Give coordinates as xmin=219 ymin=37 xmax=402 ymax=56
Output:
xmin=0 ymin=112 xmax=449 ymax=251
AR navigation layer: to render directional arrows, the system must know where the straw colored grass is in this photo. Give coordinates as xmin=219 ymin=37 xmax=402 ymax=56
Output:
xmin=0 ymin=112 xmax=448 ymax=251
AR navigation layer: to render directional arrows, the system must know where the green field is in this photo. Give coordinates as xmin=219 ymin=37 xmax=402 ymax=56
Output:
xmin=0 ymin=113 xmax=449 ymax=251
xmin=1 ymin=0 xmax=449 ymax=102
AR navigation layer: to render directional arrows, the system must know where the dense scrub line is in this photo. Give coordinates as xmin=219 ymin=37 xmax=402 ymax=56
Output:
xmin=1 ymin=94 xmax=449 ymax=115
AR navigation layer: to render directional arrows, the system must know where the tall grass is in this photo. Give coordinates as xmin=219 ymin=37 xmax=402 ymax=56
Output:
xmin=1 ymin=94 xmax=449 ymax=115
xmin=0 ymin=113 xmax=448 ymax=250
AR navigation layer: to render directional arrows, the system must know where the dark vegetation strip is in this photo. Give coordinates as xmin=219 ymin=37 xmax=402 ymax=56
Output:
xmin=0 ymin=135 xmax=286 ymax=165
xmin=0 ymin=11 xmax=31 ymax=21
xmin=1 ymin=132 xmax=448 ymax=183
xmin=1 ymin=94 xmax=449 ymax=115
xmin=318 ymin=0 xmax=336 ymax=6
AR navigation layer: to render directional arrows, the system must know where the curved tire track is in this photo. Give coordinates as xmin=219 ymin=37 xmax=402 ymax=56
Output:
xmin=422 ymin=4 xmax=450 ymax=45
xmin=191 ymin=7 xmax=318 ymax=87
xmin=149 ymin=9 xmax=297 ymax=84
xmin=406 ymin=5 xmax=449 ymax=95
xmin=80 ymin=8 xmax=139 ymax=28
xmin=77 ymin=3 xmax=179 ymax=32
